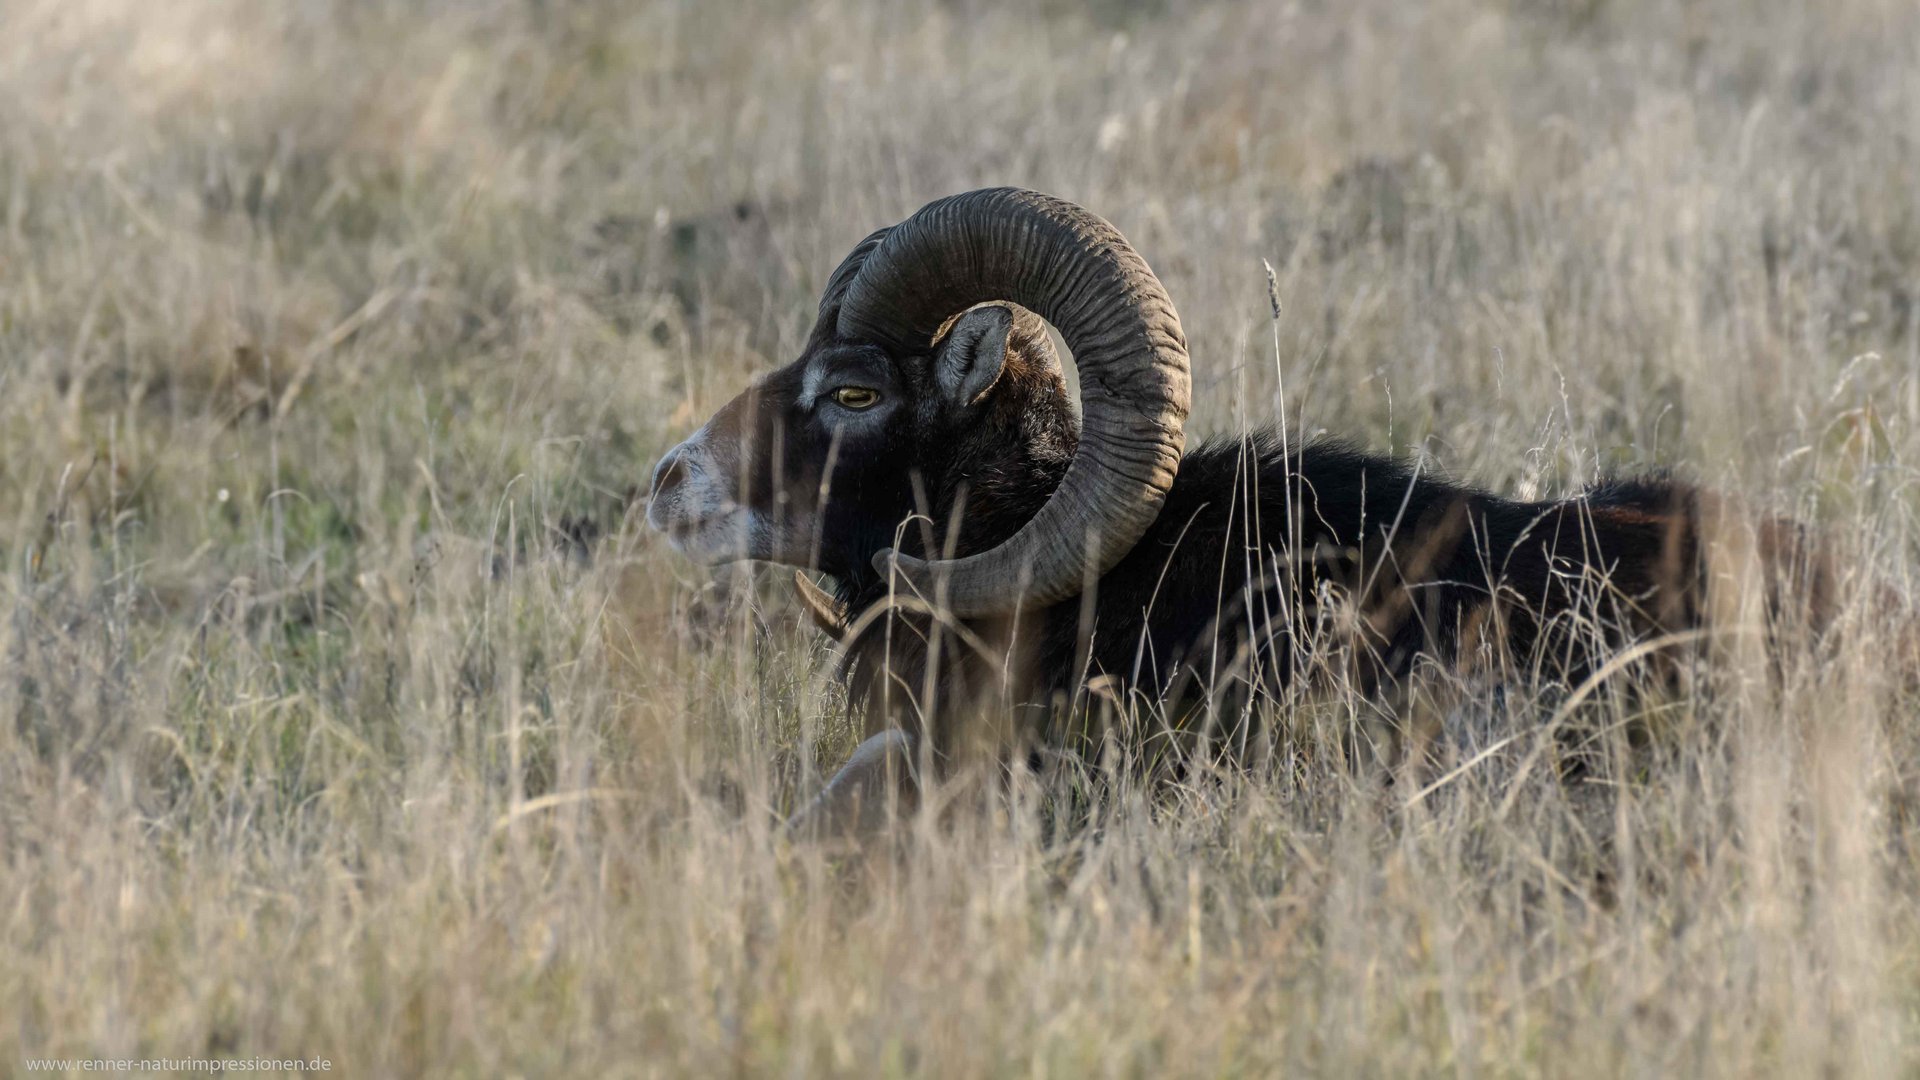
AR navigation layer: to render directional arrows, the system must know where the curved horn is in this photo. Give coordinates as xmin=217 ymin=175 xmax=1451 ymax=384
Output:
xmin=837 ymin=187 xmax=1190 ymax=617
xmin=815 ymin=226 xmax=892 ymax=326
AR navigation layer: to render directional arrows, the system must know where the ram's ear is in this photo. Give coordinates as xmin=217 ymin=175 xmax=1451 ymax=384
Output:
xmin=932 ymin=303 xmax=1016 ymax=408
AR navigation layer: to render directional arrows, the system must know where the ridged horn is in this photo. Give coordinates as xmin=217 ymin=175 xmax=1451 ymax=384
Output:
xmin=836 ymin=187 xmax=1190 ymax=616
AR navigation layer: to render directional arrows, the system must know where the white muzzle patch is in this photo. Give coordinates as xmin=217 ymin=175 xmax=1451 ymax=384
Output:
xmin=645 ymin=428 xmax=762 ymax=564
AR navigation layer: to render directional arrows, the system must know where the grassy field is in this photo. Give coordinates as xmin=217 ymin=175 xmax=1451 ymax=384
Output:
xmin=4 ymin=0 xmax=1920 ymax=1074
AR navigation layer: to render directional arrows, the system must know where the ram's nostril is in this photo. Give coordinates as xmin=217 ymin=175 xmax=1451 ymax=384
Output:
xmin=650 ymin=448 xmax=689 ymax=500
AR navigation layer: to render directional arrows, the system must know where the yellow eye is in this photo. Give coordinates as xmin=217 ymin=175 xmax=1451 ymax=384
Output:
xmin=833 ymin=386 xmax=881 ymax=410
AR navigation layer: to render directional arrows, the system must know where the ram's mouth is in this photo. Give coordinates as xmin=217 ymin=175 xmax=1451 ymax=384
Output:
xmin=649 ymin=504 xmax=757 ymax=564
xmin=646 ymin=489 xmax=738 ymax=533
xmin=655 ymin=506 xmax=735 ymax=533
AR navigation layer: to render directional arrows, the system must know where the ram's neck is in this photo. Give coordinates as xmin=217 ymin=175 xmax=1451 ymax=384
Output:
xmin=835 ymin=415 xmax=1077 ymax=615
xmin=944 ymin=457 xmax=1065 ymax=548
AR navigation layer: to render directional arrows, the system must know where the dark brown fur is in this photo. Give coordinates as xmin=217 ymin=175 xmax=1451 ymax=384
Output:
xmin=824 ymin=431 xmax=1834 ymax=767
xmin=667 ymin=300 xmax=1834 ymax=772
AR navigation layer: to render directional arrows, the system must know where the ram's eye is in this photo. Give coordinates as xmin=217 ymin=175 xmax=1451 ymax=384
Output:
xmin=832 ymin=386 xmax=881 ymax=410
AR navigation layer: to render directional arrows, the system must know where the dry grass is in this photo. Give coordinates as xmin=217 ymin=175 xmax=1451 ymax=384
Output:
xmin=3 ymin=0 xmax=1920 ymax=1075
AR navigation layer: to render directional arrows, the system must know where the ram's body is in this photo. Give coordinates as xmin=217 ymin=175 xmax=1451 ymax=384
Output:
xmin=833 ymin=437 xmax=1731 ymax=751
xmin=645 ymin=188 xmax=1828 ymax=831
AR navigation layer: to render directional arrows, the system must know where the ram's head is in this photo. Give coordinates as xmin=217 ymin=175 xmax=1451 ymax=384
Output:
xmin=645 ymin=188 xmax=1193 ymax=617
